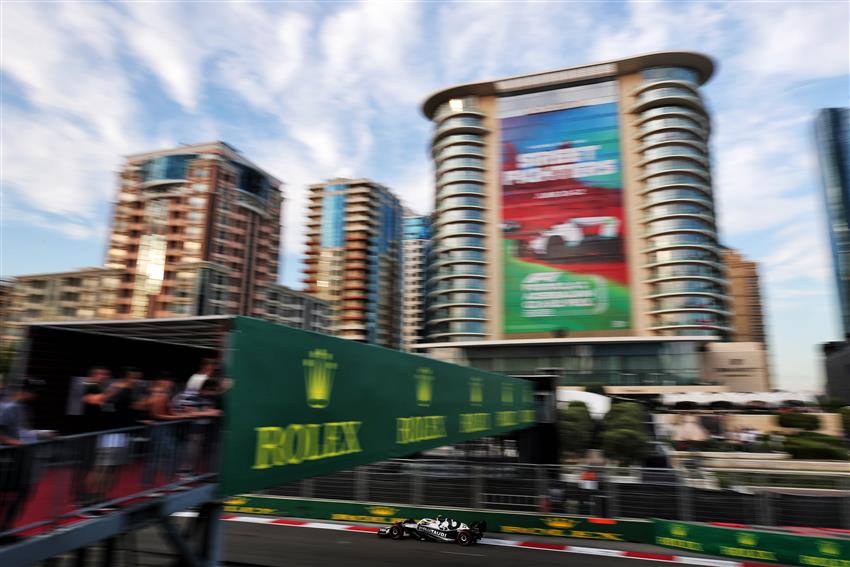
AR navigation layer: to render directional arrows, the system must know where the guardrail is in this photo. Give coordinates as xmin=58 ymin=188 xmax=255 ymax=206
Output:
xmin=262 ymin=458 xmax=850 ymax=528
xmin=0 ymin=418 xmax=220 ymax=540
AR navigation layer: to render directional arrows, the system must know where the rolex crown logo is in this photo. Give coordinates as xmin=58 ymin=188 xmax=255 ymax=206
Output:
xmin=501 ymin=383 xmax=514 ymax=405
xmin=367 ymin=506 xmax=398 ymax=517
xmin=304 ymin=349 xmax=337 ymax=408
xmin=415 ymin=367 xmax=434 ymax=407
xmin=737 ymin=533 xmax=757 ymax=547
xmin=542 ymin=517 xmax=576 ymax=529
xmin=470 ymin=377 xmax=483 ymax=406
xmin=671 ymin=524 xmax=687 ymax=537
xmin=819 ymin=541 xmax=840 ymax=557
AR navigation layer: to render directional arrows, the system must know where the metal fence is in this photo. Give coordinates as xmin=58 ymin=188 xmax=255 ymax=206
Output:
xmin=262 ymin=459 xmax=850 ymax=529
xmin=0 ymin=418 xmax=220 ymax=539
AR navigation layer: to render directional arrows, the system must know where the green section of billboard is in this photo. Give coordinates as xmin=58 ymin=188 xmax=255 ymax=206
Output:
xmin=220 ymin=317 xmax=535 ymax=496
xmin=222 ymin=495 xmax=653 ymax=543
xmin=502 ymin=240 xmax=631 ymax=333
xmin=654 ymin=520 xmax=850 ymax=566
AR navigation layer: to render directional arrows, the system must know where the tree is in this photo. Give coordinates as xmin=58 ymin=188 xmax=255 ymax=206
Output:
xmin=605 ymin=402 xmax=647 ymax=429
xmin=559 ymin=401 xmax=593 ymax=457
xmin=601 ymin=402 xmax=650 ymax=465
xmin=601 ymin=428 xmax=650 ymax=466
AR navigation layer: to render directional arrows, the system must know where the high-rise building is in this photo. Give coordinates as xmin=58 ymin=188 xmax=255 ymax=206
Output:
xmin=417 ymin=52 xmax=752 ymax=395
xmin=816 ymin=108 xmax=850 ymax=337
xmin=1 ymin=142 xmax=333 ymax=347
xmin=2 ymin=268 xmax=123 ymax=340
xmin=106 ymin=141 xmax=283 ymax=318
xmin=722 ymin=248 xmax=766 ymax=344
xmin=422 ymin=52 xmax=729 ymax=343
xmin=303 ymin=179 xmax=402 ymax=348
xmin=402 ymin=212 xmax=431 ymax=351
xmin=261 ymin=283 xmax=333 ymax=334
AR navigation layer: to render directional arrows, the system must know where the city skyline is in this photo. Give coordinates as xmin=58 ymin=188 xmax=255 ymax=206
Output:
xmin=2 ymin=1 xmax=849 ymax=389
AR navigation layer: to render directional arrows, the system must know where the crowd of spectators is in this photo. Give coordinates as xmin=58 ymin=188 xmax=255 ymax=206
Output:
xmin=0 ymin=359 xmax=228 ymax=537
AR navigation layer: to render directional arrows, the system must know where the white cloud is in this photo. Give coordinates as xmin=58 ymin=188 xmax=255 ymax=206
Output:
xmin=120 ymin=3 xmax=206 ymax=112
xmin=3 ymin=0 xmax=849 ymax=388
xmin=735 ymin=2 xmax=850 ymax=81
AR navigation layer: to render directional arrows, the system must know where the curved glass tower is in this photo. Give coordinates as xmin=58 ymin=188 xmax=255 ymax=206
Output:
xmin=427 ymin=98 xmax=490 ymax=342
xmin=422 ymin=52 xmax=730 ymax=342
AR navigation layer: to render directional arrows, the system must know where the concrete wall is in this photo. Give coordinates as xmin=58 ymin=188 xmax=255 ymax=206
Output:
xmin=702 ymin=342 xmax=770 ymax=391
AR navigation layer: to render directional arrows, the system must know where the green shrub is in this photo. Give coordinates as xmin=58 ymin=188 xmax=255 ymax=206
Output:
xmin=777 ymin=412 xmax=821 ymax=431
xmin=783 ymin=438 xmax=849 ymax=460
xmin=605 ymin=402 xmax=647 ymax=428
xmin=601 ymin=428 xmax=650 ymax=465
xmin=559 ymin=401 xmax=594 ymax=457
xmin=789 ymin=431 xmax=847 ymax=447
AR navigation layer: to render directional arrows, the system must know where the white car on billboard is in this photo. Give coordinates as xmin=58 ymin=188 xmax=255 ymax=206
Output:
xmin=529 ymin=216 xmax=621 ymax=256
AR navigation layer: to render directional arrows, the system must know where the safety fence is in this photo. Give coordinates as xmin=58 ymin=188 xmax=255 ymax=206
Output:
xmin=262 ymin=459 xmax=850 ymax=529
xmin=0 ymin=418 xmax=220 ymax=539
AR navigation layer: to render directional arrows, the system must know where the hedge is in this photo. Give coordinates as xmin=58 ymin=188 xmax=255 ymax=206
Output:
xmin=783 ymin=434 xmax=849 ymax=460
xmin=777 ymin=412 xmax=820 ymax=431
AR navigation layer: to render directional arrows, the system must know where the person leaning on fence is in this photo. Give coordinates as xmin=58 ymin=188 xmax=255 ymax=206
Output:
xmin=0 ymin=378 xmax=48 ymax=540
xmin=140 ymin=375 xmax=197 ymax=489
xmin=83 ymin=367 xmax=143 ymax=506
xmin=70 ymin=366 xmax=111 ymax=505
xmin=173 ymin=373 xmax=221 ymax=477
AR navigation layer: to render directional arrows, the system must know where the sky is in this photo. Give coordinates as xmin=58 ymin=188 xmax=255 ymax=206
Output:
xmin=1 ymin=1 xmax=848 ymax=391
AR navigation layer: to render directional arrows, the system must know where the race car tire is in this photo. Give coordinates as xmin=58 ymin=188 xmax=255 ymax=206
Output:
xmin=546 ymin=236 xmax=565 ymax=258
xmin=389 ymin=525 xmax=403 ymax=540
xmin=457 ymin=531 xmax=472 ymax=546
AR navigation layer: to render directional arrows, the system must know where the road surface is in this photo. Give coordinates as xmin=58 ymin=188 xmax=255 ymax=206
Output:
xmin=125 ymin=521 xmax=700 ymax=567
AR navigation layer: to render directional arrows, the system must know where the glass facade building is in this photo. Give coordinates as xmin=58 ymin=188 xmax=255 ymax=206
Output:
xmin=402 ymin=213 xmax=431 ymax=351
xmin=421 ymin=52 xmax=729 ymax=343
xmin=303 ymin=178 xmax=403 ymax=348
xmin=816 ymin=108 xmax=850 ymax=336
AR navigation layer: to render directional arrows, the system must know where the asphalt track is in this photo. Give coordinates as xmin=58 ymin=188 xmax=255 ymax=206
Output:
xmin=127 ymin=521 xmax=703 ymax=567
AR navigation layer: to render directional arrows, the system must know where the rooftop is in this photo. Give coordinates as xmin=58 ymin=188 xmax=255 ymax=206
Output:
xmin=422 ymin=50 xmax=714 ymax=118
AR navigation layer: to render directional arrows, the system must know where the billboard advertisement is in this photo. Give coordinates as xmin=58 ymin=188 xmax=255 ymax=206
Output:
xmin=221 ymin=317 xmax=535 ymax=496
xmin=500 ymin=82 xmax=630 ymax=333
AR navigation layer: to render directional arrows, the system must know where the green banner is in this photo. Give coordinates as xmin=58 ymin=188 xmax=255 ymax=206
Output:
xmin=654 ymin=520 xmax=849 ymax=566
xmin=222 ymin=495 xmax=652 ymax=543
xmin=220 ymin=317 xmax=535 ymax=496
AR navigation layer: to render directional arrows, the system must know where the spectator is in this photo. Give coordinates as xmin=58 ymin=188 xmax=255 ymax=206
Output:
xmin=71 ymin=366 xmax=111 ymax=505
xmin=141 ymin=375 xmax=194 ymax=488
xmin=185 ymin=359 xmax=218 ymax=396
xmin=84 ymin=367 xmax=143 ymax=506
xmin=175 ymin=377 xmax=221 ymax=477
xmin=80 ymin=367 xmax=112 ymax=433
xmin=0 ymin=378 xmax=47 ymax=538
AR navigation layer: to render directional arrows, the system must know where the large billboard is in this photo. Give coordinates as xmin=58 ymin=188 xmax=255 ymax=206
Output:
xmin=500 ymin=82 xmax=630 ymax=333
xmin=221 ymin=317 xmax=535 ymax=496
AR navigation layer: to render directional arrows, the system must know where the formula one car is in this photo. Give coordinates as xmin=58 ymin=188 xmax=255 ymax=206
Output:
xmin=529 ymin=216 xmax=622 ymax=260
xmin=377 ymin=515 xmax=486 ymax=546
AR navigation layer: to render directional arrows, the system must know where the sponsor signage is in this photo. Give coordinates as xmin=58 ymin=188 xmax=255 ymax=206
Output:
xmin=499 ymin=81 xmax=631 ymax=334
xmin=221 ymin=495 xmax=652 ymax=543
xmin=654 ymin=520 xmax=849 ymax=566
xmin=220 ymin=317 xmax=535 ymax=495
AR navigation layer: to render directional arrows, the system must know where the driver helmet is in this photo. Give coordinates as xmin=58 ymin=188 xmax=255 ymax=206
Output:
xmin=436 ymin=515 xmax=446 ymax=523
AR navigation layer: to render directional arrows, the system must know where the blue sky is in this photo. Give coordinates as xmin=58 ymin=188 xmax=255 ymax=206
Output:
xmin=1 ymin=1 xmax=848 ymax=390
